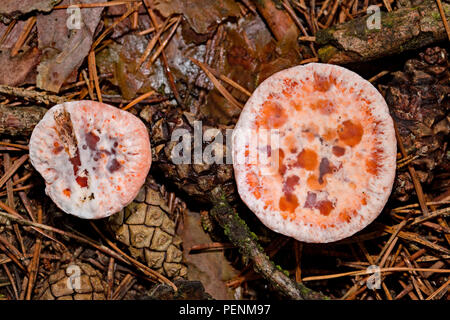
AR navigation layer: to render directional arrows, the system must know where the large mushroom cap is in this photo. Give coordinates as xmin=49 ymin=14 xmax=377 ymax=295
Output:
xmin=29 ymin=101 xmax=152 ymax=219
xmin=232 ymin=63 xmax=396 ymax=243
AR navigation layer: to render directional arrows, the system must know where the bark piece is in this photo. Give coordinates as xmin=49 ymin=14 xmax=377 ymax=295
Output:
xmin=0 ymin=0 xmax=62 ymax=22
xmin=154 ymin=0 xmax=240 ymax=35
xmin=0 ymin=105 xmax=47 ymax=137
xmin=316 ymin=0 xmax=450 ymax=64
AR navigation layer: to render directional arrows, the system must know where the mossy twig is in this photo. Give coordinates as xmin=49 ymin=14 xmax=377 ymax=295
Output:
xmin=209 ymin=186 xmax=328 ymax=300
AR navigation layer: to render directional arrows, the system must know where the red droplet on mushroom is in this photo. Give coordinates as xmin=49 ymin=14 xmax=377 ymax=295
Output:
xmin=29 ymin=101 xmax=152 ymax=219
xmin=233 ymin=63 xmax=396 ymax=243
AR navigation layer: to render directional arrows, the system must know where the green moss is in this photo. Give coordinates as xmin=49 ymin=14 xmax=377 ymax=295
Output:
xmin=318 ymin=45 xmax=338 ymax=62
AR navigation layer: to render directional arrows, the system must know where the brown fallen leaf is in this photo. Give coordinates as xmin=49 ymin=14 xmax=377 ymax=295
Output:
xmin=0 ymin=0 xmax=62 ymax=22
xmin=36 ymin=0 xmax=104 ymax=92
xmin=0 ymin=47 xmax=41 ymax=86
xmin=0 ymin=21 xmax=41 ymax=86
xmin=178 ymin=210 xmax=238 ymax=300
xmin=153 ymin=0 xmax=240 ymax=35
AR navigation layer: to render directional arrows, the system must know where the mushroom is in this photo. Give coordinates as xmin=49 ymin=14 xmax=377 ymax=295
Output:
xmin=232 ymin=63 xmax=396 ymax=243
xmin=29 ymin=101 xmax=152 ymax=219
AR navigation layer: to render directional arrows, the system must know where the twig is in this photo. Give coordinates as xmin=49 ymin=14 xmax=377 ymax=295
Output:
xmin=0 ymin=154 xmax=28 ymax=190
xmin=136 ymin=15 xmax=172 ymax=69
xmin=190 ymin=58 xmax=243 ymax=110
xmin=189 ymin=242 xmax=234 ymax=253
xmin=88 ymin=51 xmax=102 ymax=103
xmin=81 ymin=70 xmax=95 ymax=101
xmin=393 ymin=120 xmax=429 ymax=215
xmin=426 ymin=278 xmax=450 ymax=300
xmin=303 ymin=267 xmax=450 ymax=282
xmin=92 ymin=3 xmax=142 ymax=49
xmin=0 ymin=19 xmax=17 ymax=46
xmin=89 ymin=221 xmax=177 ymax=291
xmin=210 ymin=187 xmax=327 ymax=300
xmin=410 ymin=207 xmax=450 ymax=226
xmin=54 ymin=1 xmax=140 ymax=9
xmin=141 ymin=1 xmax=184 ymax=108
xmin=122 ymin=90 xmax=155 ymax=111
xmin=112 ymin=274 xmax=136 ymax=300
xmin=2 ymin=264 xmax=18 ymax=299
xmin=0 ymin=86 xmax=67 ymax=105
xmin=107 ymin=258 xmax=115 ymax=300
xmin=145 ymin=17 xmax=181 ymax=69
xmin=368 ymin=70 xmax=389 ymax=83
xmin=11 ymin=16 xmax=36 ymax=57
xmin=435 ymin=0 xmax=450 ymax=41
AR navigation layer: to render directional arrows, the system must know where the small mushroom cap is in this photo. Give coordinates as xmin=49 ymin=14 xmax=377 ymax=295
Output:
xmin=29 ymin=101 xmax=152 ymax=219
xmin=232 ymin=63 xmax=396 ymax=243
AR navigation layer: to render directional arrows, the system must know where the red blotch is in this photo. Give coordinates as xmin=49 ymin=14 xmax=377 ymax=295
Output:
xmin=332 ymin=146 xmax=345 ymax=157
xmin=304 ymin=192 xmax=334 ymax=216
xmin=318 ymin=157 xmax=335 ymax=184
xmin=85 ymin=131 xmax=100 ymax=151
xmin=76 ymin=176 xmax=88 ymax=188
xmin=338 ymin=211 xmax=352 ymax=223
xmin=338 ymin=120 xmax=364 ymax=147
xmin=316 ymin=200 xmax=334 ymax=216
xmin=283 ymin=175 xmax=300 ymax=195
xmin=304 ymin=192 xmax=317 ymax=208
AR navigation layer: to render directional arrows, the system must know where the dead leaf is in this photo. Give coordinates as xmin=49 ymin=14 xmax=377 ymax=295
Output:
xmin=0 ymin=47 xmax=40 ymax=86
xmin=154 ymin=0 xmax=240 ymax=35
xmin=0 ymin=21 xmax=41 ymax=86
xmin=97 ymin=28 xmax=203 ymax=100
xmin=179 ymin=211 xmax=238 ymax=300
xmin=36 ymin=0 xmax=104 ymax=92
xmin=0 ymin=0 xmax=62 ymax=21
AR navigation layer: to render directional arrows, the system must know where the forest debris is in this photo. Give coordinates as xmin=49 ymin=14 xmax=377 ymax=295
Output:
xmin=36 ymin=0 xmax=105 ymax=92
xmin=97 ymin=34 xmax=169 ymax=100
xmin=316 ymin=0 xmax=450 ymax=64
xmin=250 ymin=0 xmax=299 ymax=41
xmin=179 ymin=210 xmax=238 ymax=299
xmin=383 ymin=47 xmax=449 ymax=202
xmin=0 ymin=49 xmax=41 ymax=86
xmin=209 ymin=187 xmax=328 ymax=300
xmin=0 ymin=85 xmax=67 ymax=104
xmin=0 ymin=17 xmax=41 ymax=86
xmin=0 ymin=106 xmax=47 ymax=137
xmin=0 ymin=0 xmax=62 ymax=22
xmin=143 ymin=279 xmax=212 ymax=300
xmin=153 ymin=0 xmax=240 ymax=35
xmin=35 ymin=261 xmax=107 ymax=300
xmin=107 ymin=182 xmax=188 ymax=279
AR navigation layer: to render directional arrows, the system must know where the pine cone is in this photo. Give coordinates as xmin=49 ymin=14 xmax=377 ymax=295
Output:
xmin=35 ymin=262 xmax=107 ymax=300
xmin=108 ymin=179 xmax=187 ymax=278
xmin=383 ymin=46 xmax=450 ymax=201
xmin=141 ymin=105 xmax=236 ymax=203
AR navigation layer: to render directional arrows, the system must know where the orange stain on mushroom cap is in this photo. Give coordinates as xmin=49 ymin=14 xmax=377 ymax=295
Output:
xmin=338 ymin=120 xmax=364 ymax=147
xmin=296 ymin=148 xmax=318 ymax=171
xmin=255 ymin=100 xmax=288 ymax=129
